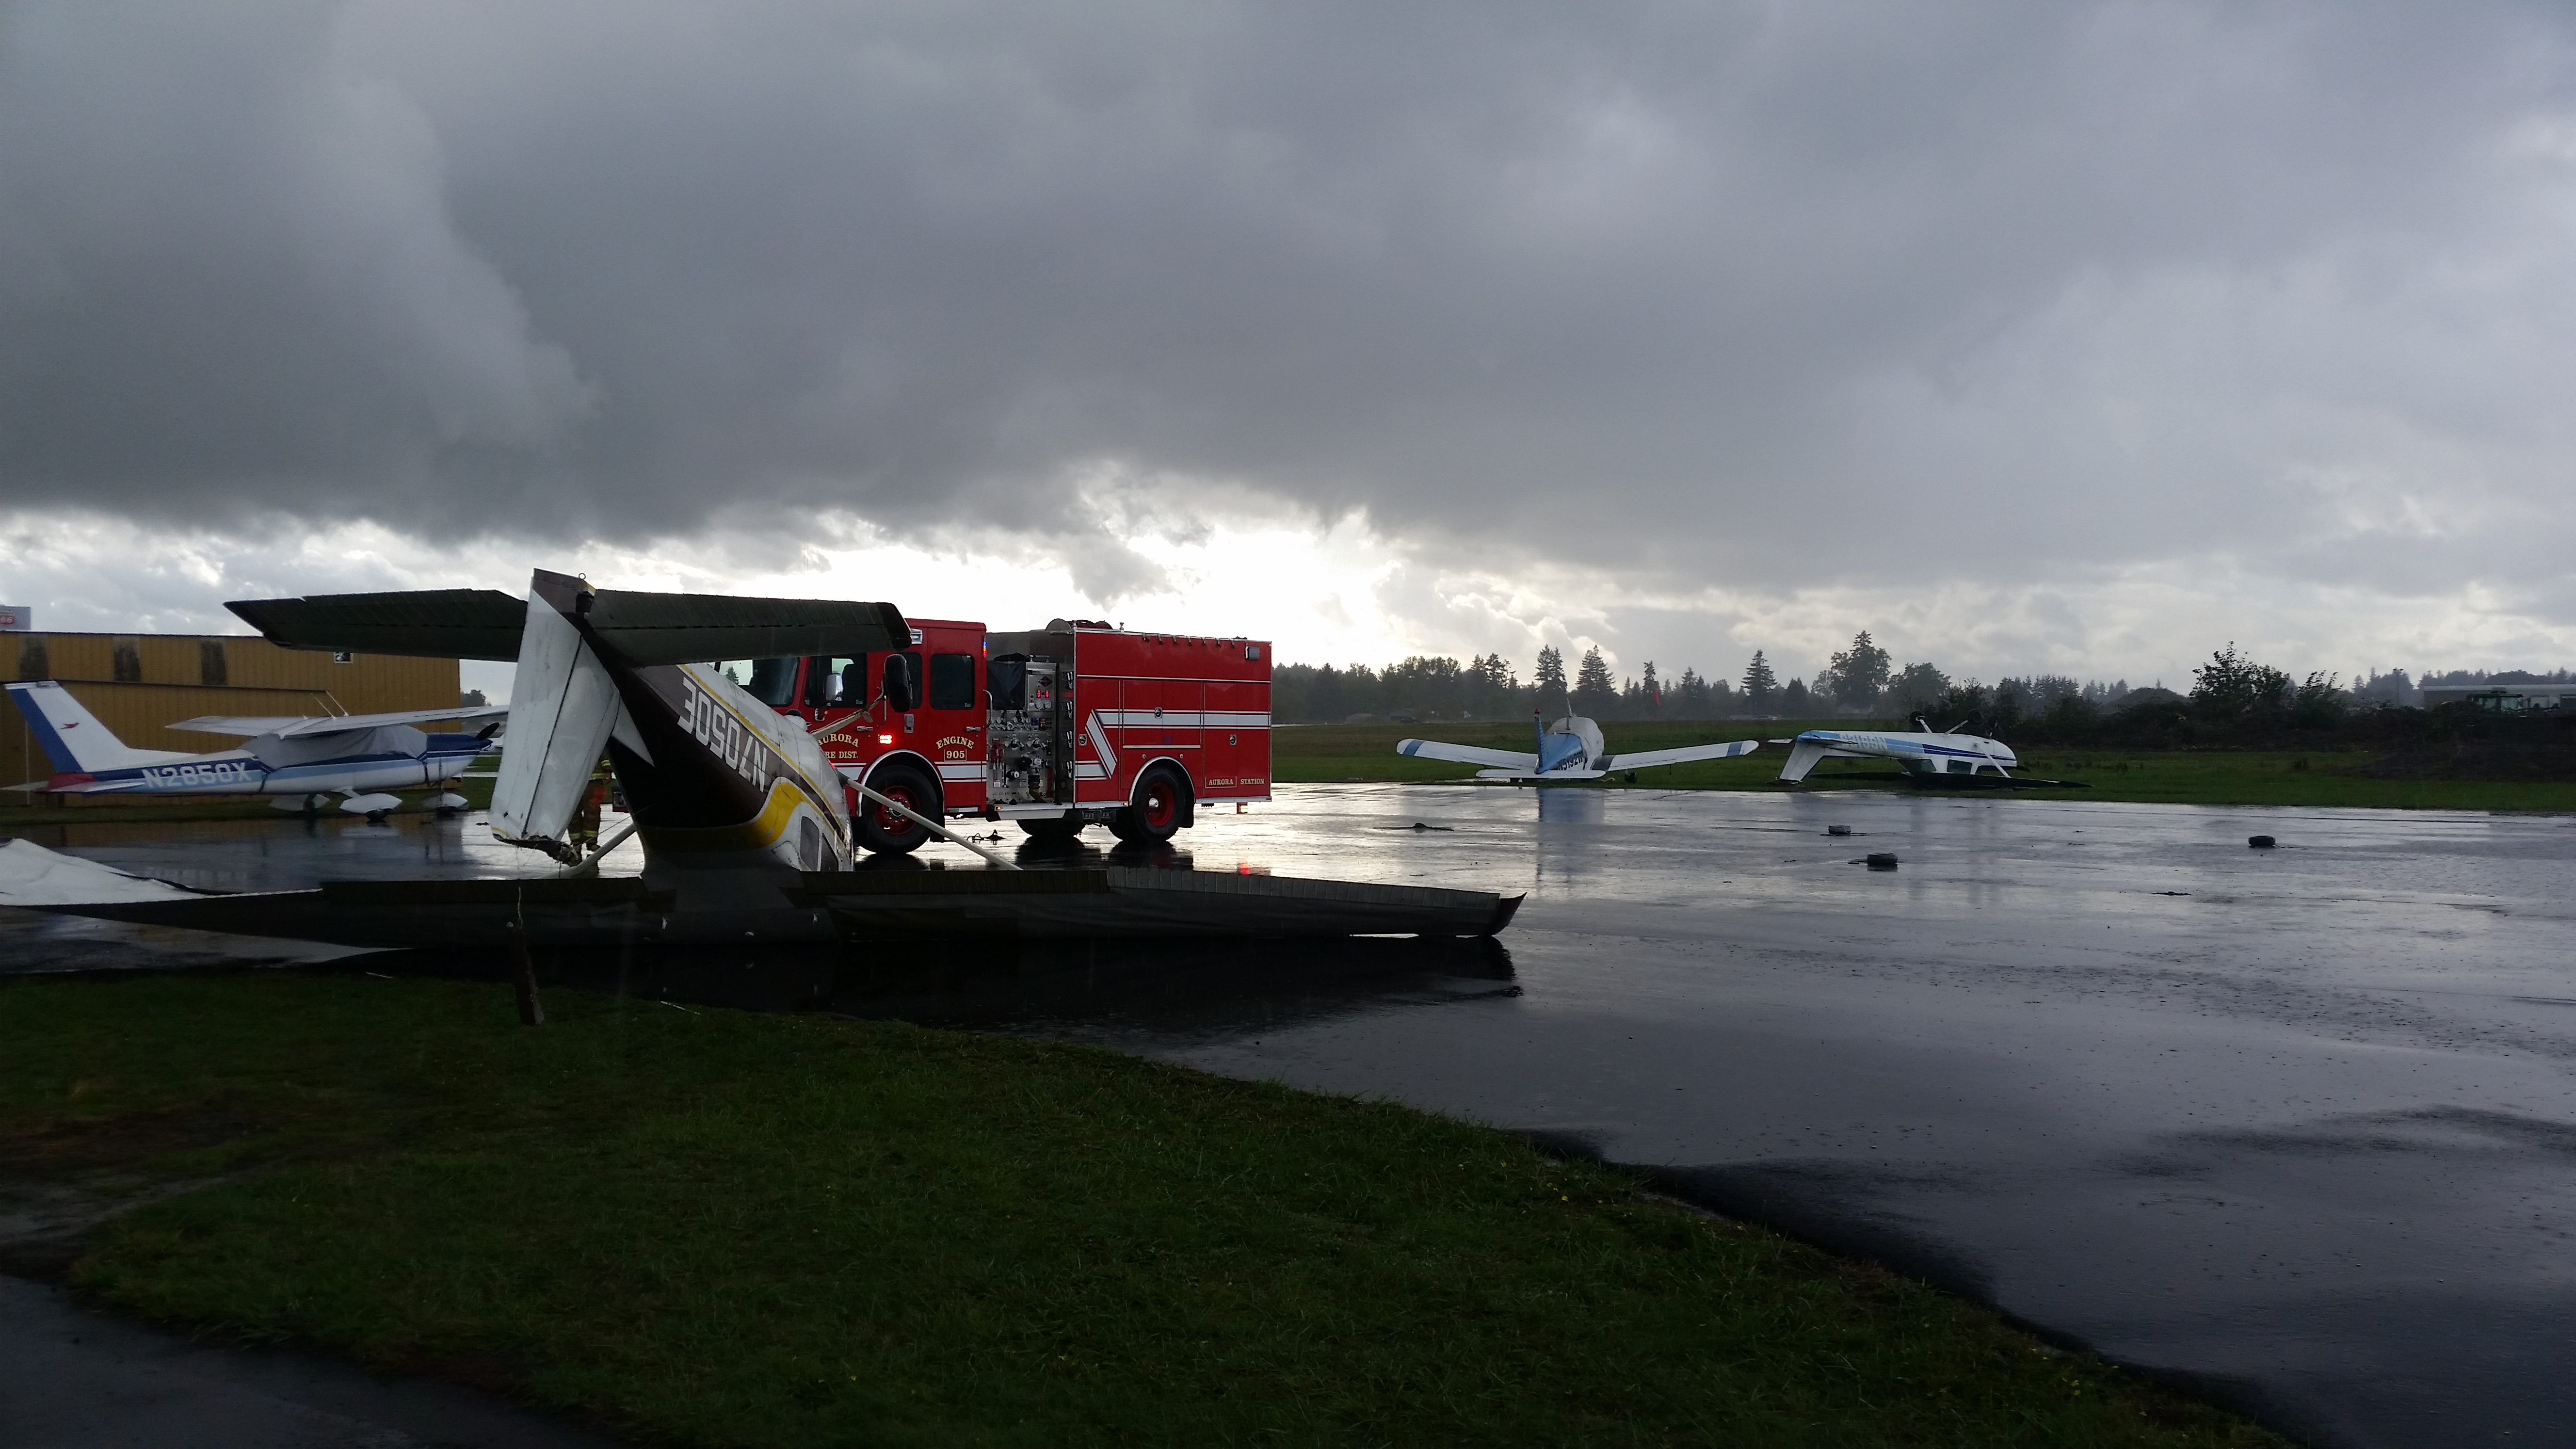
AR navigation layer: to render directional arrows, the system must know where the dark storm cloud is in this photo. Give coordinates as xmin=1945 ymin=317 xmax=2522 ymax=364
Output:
xmin=4 ymin=0 xmax=2573 ymax=596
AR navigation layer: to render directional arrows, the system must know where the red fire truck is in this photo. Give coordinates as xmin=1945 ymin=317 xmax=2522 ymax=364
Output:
xmin=714 ymin=617 xmax=1272 ymax=855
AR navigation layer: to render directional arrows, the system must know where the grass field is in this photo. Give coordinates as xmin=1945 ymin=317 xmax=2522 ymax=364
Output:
xmin=0 ymin=972 xmax=2281 ymax=1448
xmin=1273 ymin=721 xmax=2576 ymax=811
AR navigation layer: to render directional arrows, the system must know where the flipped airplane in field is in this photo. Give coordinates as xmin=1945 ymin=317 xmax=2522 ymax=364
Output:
xmin=3 ymin=679 xmax=505 ymax=816
xmin=1772 ymin=720 xmax=2018 ymax=784
xmin=1397 ymin=713 xmax=1763 ymax=783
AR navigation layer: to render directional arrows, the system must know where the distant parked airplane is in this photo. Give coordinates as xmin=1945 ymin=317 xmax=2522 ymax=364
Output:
xmin=1398 ymin=713 xmax=1763 ymax=783
xmin=1772 ymin=720 xmax=2018 ymax=784
xmin=4 ymin=679 xmax=504 ymax=817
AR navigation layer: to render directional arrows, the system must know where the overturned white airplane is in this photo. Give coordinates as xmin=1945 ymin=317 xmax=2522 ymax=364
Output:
xmin=1398 ymin=713 xmax=1762 ymax=783
xmin=4 ymin=679 xmax=504 ymax=816
xmin=1773 ymin=721 xmax=2018 ymax=784
xmin=228 ymin=570 xmax=910 ymax=881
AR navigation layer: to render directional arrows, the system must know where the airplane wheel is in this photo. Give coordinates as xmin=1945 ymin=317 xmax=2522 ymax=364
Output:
xmin=1017 ymin=816 xmax=1083 ymax=840
xmin=855 ymin=762 xmax=939 ymax=856
xmin=1110 ymin=764 xmax=1189 ymax=845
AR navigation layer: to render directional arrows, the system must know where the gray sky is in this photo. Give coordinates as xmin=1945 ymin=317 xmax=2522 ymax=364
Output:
xmin=4 ymin=0 xmax=2573 ymax=689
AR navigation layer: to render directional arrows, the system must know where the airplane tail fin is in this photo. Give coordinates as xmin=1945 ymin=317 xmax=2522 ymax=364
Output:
xmin=3 ymin=682 xmax=191 ymax=774
xmin=491 ymin=573 xmax=630 ymax=863
xmin=1776 ymin=739 xmax=1833 ymax=784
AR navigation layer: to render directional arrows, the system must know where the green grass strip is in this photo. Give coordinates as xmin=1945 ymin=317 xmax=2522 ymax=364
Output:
xmin=1 ymin=973 xmax=2281 ymax=1447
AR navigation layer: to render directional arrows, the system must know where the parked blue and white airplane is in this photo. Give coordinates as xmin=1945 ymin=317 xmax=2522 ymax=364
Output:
xmin=1772 ymin=720 xmax=2017 ymax=783
xmin=4 ymin=680 xmax=504 ymax=816
xmin=1398 ymin=713 xmax=1763 ymax=783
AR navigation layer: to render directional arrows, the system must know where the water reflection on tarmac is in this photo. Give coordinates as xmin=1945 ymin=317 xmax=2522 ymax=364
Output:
xmin=10 ymin=786 xmax=2576 ymax=1448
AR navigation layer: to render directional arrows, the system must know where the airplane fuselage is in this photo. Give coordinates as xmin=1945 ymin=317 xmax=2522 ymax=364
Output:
xmin=50 ymin=736 xmax=492 ymax=796
xmin=1775 ymin=727 xmax=2017 ymax=784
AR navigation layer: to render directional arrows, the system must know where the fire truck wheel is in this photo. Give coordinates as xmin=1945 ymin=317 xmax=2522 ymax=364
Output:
xmin=1017 ymin=816 xmax=1083 ymax=840
xmin=1111 ymin=763 xmax=1190 ymax=844
xmin=855 ymin=761 xmax=940 ymax=855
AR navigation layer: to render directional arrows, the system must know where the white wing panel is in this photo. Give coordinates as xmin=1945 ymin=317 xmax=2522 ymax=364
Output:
xmin=172 ymin=706 xmax=507 ymax=739
xmin=1397 ymin=739 xmax=1538 ymax=771
xmin=1598 ymin=739 xmax=1764 ymax=771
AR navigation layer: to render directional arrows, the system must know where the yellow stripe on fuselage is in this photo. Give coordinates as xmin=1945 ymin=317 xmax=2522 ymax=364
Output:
xmin=639 ymin=775 xmax=841 ymax=855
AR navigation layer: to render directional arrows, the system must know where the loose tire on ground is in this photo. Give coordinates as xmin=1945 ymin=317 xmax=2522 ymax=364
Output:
xmin=1110 ymin=763 xmax=1190 ymax=845
xmin=1017 ymin=815 xmax=1084 ymax=840
xmin=854 ymin=761 xmax=941 ymax=856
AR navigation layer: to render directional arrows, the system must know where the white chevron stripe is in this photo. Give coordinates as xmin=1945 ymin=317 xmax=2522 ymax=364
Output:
xmin=1084 ymin=711 xmax=1118 ymax=773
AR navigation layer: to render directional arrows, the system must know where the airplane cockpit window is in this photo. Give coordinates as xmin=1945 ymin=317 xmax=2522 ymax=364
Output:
xmin=717 ymin=658 xmax=801 ymax=708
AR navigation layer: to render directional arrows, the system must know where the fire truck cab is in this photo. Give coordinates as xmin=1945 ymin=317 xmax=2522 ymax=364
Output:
xmin=715 ymin=618 xmax=1272 ymax=856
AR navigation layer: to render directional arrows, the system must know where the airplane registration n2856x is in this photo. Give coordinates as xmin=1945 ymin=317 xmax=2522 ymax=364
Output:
xmin=5 ymin=679 xmax=504 ymax=817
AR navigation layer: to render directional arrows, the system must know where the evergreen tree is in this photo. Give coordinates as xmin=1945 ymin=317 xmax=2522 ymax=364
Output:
xmin=1822 ymin=629 xmax=1893 ymax=713
xmin=2190 ymin=643 xmax=2293 ymax=720
xmin=1337 ymin=664 xmax=1385 ymax=719
xmin=1311 ymin=664 xmax=1346 ymax=722
xmin=1534 ymin=646 xmax=1567 ymax=708
xmin=1781 ymin=676 xmax=1811 ymax=714
xmin=1739 ymin=650 xmax=1778 ymax=711
xmin=1628 ymin=660 xmax=1669 ymax=717
xmin=1461 ymin=653 xmax=1518 ymax=717
xmin=1676 ymin=666 xmax=1710 ymax=716
xmin=1572 ymin=646 xmax=1619 ymax=715
xmin=1885 ymin=662 xmax=1950 ymax=717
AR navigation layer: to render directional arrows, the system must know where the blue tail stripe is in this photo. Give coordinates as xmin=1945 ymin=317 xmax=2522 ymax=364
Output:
xmin=6 ymin=686 xmax=84 ymax=773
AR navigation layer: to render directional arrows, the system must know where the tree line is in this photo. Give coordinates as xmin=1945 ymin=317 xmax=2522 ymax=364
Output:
xmin=1271 ymin=632 xmax=2565 ymax=734
xmin=1271 ymin=631 xmax=2136 ymax=725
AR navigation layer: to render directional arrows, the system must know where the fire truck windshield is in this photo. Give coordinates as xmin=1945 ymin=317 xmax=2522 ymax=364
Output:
xmin=715 ymin=658 xmax=800 ymax=708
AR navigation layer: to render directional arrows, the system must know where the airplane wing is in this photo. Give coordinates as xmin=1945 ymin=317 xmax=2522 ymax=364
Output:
xmin=229 ymin=587 xmax=910 ymax=664
xmin=1398 ymin=739 xmax=1540 ymax=771
xmin=1598 ymin=739 xmax=1765 ymax=771
xmin=167 ymin=706 xmax=510 ymax=738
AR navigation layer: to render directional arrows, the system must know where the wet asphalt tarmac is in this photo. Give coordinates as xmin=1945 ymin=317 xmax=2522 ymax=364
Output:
xmin=7 ymin=786 xmax=2576 ymax=1448
xmin=0 ymin=1275 xmax=623 ymax=1449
